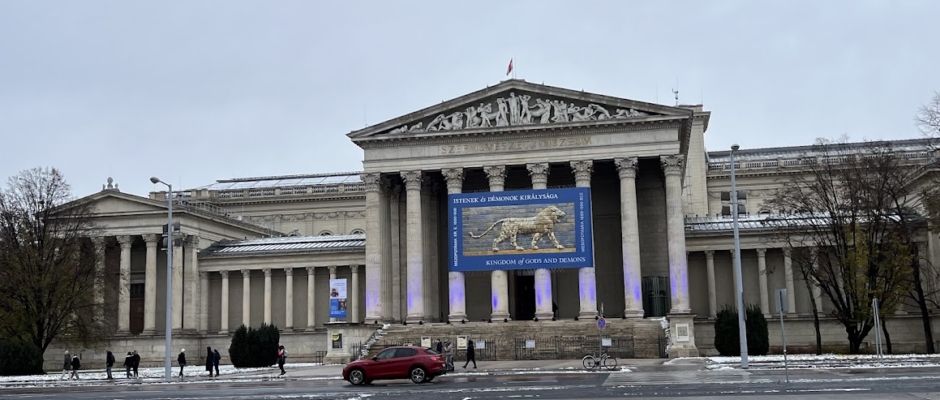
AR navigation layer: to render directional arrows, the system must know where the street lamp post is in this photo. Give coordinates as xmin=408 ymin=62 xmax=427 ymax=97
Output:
xmin=150 ymin=176 xmax=174 ymax=381
xmin=729 ymin=144 xmax=749 ymax=369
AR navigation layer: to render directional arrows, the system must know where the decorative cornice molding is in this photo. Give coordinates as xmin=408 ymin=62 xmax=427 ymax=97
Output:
xmin=245 ymin=210 xmax=366 ymax=224
xmin=613 ymin=158 xmax=638 ymax=179
xmin=401 ymin=171 xmax=423 ymax=191
xmin=661 ymin=154 xmax=685 ymax=176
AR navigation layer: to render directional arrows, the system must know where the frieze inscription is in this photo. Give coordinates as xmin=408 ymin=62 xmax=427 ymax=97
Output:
xmin=440 ymin=137 xmax=592 ymax=155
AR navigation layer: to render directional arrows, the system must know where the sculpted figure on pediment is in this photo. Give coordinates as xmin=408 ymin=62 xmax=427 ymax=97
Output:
xmin=464 ymin=106 xmax=481 ymax=128
xmin=591 ymin=104 xmax=612 ymax=120
xmin=517 ymin=94 xmax=532 ymax=124
xmin=495 ymin=98 xmax=509 ymax=127
xmin=614 ymin=108 xmax=645 ymax=118
xmin=507 ymin=92 xmax=521 ymax=125
xmin=550 ymin=100 xmax=569 ymax=122
xmin=390 ymin=125 xmax=408 ymax=134
xmin=530 ymin=98 xmax=552 ymax=124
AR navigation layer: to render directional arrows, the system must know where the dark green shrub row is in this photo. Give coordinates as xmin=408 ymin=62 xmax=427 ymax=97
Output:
xmin=0 ymin=340 xmax=43 ymax=376
xmin=228 ymin=323 xmax=280 ymax=368
xmin=713 ymin=304 xmax=769 ymax=356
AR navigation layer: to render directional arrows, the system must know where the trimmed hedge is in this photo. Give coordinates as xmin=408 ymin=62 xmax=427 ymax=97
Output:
xmin=0 ymin=340 xmax=43 ymax=376
xmin=713 ymin=304 xmax=769 ymax=356
xmin=228 ymin=323 xmax=280 ymax=368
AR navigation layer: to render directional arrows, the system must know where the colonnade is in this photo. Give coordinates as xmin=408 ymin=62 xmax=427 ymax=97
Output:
xmin=361 ymin=154 xmax=693 ymax=323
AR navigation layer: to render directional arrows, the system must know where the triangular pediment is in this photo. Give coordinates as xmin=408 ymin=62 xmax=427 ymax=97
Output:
xmin=53 ymin=190 xmax=168 ymax=216
xmin=348 ymin=79 xmax=694 ymax=141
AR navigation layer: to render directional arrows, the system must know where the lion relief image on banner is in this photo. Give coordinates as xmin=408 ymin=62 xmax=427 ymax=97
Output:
xmin=448 ymin=187 xmax=594 ymax=272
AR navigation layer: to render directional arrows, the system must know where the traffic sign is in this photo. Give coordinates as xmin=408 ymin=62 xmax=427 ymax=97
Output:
xmin=597 ymin=317 xmax=607 ymax=330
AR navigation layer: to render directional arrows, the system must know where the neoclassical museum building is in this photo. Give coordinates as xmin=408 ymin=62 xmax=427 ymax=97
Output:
xmin=49 ymin=80 xmax=940 ymax=367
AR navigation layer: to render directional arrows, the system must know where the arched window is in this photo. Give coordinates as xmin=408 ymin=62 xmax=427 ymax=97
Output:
xmin=350 ymin=229 xmax=365 ymax=235
xmin=318 ymin=230 xmax=333 ymax=236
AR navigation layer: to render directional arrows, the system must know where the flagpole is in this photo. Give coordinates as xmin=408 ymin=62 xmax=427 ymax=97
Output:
xmin=513 ymin=57 xmax=516 ymax=79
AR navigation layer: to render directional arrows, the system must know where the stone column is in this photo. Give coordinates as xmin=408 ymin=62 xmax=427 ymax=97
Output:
xmin=306 ymin=267 xmax=316 ymax=330
xmin=442 ymin=168 xmax=468 ymax=322
xmin=484 ymin=165 xmax=511 ymax=321
xmin=185 ymin=236 xmax=200 ymax=331
xmin=756 ymin=248 xmax=770 ymax=316
xmin=220 ymin=270 xmax=230 ymax=334
xmin=172 ymin=239 xmax=184 ymax=331
xmin=263 ymin=268 xmax=272 ymax=324
xmin=285 ymin=268 xmax=294 ymax=330
xmin=199 ymin=272 xmax=209 ymax=334
xmin=614 ymin=157 xmax=643 ymax=318
xmin=401 ymin=170 xmax=426 ymax=323
xmin=360 ymin=173 xmax=385 ymax=324
xmin=661 ymin=155 xmax=690 ymax=314
xmin=389 ymin=184 xmax=403 ymax=321
xmin=241 ymin=269 xmax=251 ymax=326
xmin=117 ymin=235 xmax=132 ymax=334
xmin=351 ymin=265 xmax=360 ymax=322
xmin=143 ymin=234 xmax=158 ymax=334
xmin=526 ymin=163 xmax=554 ymax=321
xmin=92 ymin=237 xmax=106 ymax=325
xmin=570 ymin=160 xmax=598 ymax=318
xmin=812 ymin=250 xmax=823 ymax=313
xmin=329 ymin=266 xmax=338 ymax=322
xmin=783 ymin=248 xmax=797 ymax=316
xmin=704 ymin=250 xmax=717 ymax=318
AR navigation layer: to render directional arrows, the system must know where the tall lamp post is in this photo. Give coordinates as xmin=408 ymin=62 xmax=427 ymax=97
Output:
xmin=729 ymin=144 xmax=749 ymax=368
xmin=150 ymin=176 xmax=174 ymax=381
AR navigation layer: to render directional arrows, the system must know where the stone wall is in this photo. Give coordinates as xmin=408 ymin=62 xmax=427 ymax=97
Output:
xmin=41 ymin=330 xmax=330 ymax=372
xmin=369 ymin=320 xmax=666 ymax=361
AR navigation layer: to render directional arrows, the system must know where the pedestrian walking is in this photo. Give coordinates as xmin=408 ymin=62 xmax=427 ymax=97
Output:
xmin=213 ymin=349 xmax=221 ymax=377
xmin=69 ymin=356 xmax=81 ymax=380
xmin=205 ymin=347 xmax=214 ymax=377
xmin=277 ymin=345 xmax=287 ymax=376
xmin=123 ymin=352 xmax=133 ymax=378
xmin=443 ymin=341 xmax=454 ymax=372
xmin=463 ymin=340 xmax=477 ymax=369
xmin=132 ymin=350 xmax=140 ymax=378
xmin=435 ymin=339 xmax=443 ymax=354
xmin=177 ymin=349 xmax=187 ymax=377
xmin=61 ymin=349 xmax=71 ymax=380
xmin=105 ymin=350 xmax=115 ymax=380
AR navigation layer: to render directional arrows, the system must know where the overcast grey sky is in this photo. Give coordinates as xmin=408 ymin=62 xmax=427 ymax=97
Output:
xmin=1 ymin=0 xmax=938 ymax=197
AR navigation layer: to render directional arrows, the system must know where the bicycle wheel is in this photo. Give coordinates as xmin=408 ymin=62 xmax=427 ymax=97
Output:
xmin=582 ymin=355 xmax=597 ymax=370
xmin=603 ymin=355 xmax=618 ymax=371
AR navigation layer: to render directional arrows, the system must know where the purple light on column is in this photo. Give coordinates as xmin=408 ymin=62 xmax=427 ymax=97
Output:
xmin=492 ymin=293 xmax=499 ymax=310
xmin=579 ymin=269 xmax=596 ymax=303
xmin=632 ymin=282 xmax=642 ymax=305
xmin=450 ymin=280 xmax=464 ymax=307
xmin=535 ymin=277 xmax=549 ymax=308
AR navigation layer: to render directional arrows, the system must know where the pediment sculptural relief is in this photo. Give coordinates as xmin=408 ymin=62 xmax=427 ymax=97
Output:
xmin=386 ymin=91 xmax=650 ymax=134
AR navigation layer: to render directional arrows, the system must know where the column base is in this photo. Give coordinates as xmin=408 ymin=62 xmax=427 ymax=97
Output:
xmin=578 ymin=310 xmax=598 ymax=319
xmin=141 ymin=329 xmax=158 ymax=336
xmin=666 ymin=313 xmax=698 ymax=358
xmin=447 ymin=313 xmax=468 ymax=323
xmin=623 ymin=309 xmax=644 ymax=319
xmin=115 ymin=330 xmax=131 ymax=336
xmin=534 ymin=312 xmax=553 ymax=320
xmin=490 ymin=313 xmax=511 ymax=321
xmin=218 ymin=330 xmax=229 ymax=335
xmin=786 ymin=313 xmax=798 ymax=318
xmin=405 ymin=315 xmax=425 ymax=324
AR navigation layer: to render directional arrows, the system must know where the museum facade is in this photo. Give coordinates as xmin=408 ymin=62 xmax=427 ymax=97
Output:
xmin=50 ymin=79 xmax=940 ymax=367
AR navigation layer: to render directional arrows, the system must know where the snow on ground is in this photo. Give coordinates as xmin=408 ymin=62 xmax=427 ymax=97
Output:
xmin=0 ymin=363 xmax=323 ymax=384
xmin=687 ymin=353 xmax=940 ymax=370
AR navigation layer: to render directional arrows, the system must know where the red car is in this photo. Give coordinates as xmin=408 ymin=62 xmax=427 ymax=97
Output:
xmin=343 ymin=346 xmax=446 ymax=385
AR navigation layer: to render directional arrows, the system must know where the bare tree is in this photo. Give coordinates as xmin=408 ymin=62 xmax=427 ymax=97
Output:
xmin=0 ymin=167 xmax=109 ymax=357
xmin=766 ymin=138 xmax=922 ymax=354
xmin=916 ymin=91 xmax=940 ymax=138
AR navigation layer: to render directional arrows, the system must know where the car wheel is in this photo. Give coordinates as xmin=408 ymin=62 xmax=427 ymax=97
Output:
xmin=409 ymin=366 xmax=427 ymax=384
xmin=348 ymin=369 xmax=366 ymax=385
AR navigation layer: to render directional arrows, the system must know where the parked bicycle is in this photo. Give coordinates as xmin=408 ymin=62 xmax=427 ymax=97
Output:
xmin=582 ymin=352 xmax=618 ymax=371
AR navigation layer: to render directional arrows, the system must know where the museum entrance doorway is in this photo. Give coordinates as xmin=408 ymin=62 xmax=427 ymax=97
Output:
xmin=513 ymin=272 xmax=535 ymax=321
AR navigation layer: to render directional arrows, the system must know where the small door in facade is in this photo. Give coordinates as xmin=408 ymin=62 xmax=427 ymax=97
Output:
xmin=130 ymin=283 xmax=144 ymax=334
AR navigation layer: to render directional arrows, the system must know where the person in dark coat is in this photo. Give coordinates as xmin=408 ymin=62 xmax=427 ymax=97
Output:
xmin=132 ymin=350 xmax=140 ymax=378
xmin=435 ymin=339 xmax=443 ymax=354
xmin=123 ymin=352 xmax=133 ymax=378
xmin=106 ymin=350 xmax=115 ymax=380
xmin=213 ymin=349 xmax=221 ymax=377
xmin=61 ymin=349 xmax=71 ymax=380
xmin=205 ymin=347 xmax=214 ymax=377
xmin=69 ymin=356 xmax=81 ymax=380
xmin=177 ymin=349 xmax=187 ymax=377
xmin=462 ymin=340 xmax=477 ymax=369
xmin=276 ymin=345 xmax=287 ymax=376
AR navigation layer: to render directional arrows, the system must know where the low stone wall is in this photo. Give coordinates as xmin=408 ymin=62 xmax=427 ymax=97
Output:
xmin=41 ymin=329 xmax=331 ymax=372
xmin=369 ymin=319 xmax=666 ymax=361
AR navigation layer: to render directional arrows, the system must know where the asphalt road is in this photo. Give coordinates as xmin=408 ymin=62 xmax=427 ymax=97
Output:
xmin=2 ymin=368 xmax=940 ymax=399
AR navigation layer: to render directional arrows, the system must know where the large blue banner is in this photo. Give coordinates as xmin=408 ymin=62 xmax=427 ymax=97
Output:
xmin=448 ymin=187 xmax=594 ymax=272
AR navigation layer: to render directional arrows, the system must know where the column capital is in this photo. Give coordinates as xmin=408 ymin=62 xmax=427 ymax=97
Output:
xmin=285 ymin=267 xmax=293 ymax=277
xmin=442 ymin=168 xmax=464 ymax=193
xmin=660 ymin=154 xmax=685 ymax=176
xmin=263 ymin=268 xmax=272 ymax=277
xmin=526 ymin=163 xmax=550 ymax=186
xmin=756 ymin=248 xmax=768 ymax=257
xmin=143 ymin=234 xmax=159 ymax=245
xmin=483 ymin=165 xmax=506 ymax=186
xmin=199 ymin=271 xmax=207 ymax=279
xmin=306 ymin=266 xmax=315 ymax=274
xmin=783 ymin=247 xmax=792 ymax=257
xmin=116 ymin=235 xmax=133 ymax=249
xmin=704 ymin=250 xmax=715 ymax=258
xmin=614 ymin=157 xmax=638 ymax=179
xmin=570 ymin=160 xmax=594 ymax=181
xmin=241 ymin=269 xmax=250 ymax=277
xmin=92 ymin=236 xmax=106 ymax=248
xmin=360 ymin=173 xmax=381 ymax=192
xmin=220 ymin=270 xmax=229 ymax=278
xmin=329 ymin=265 xmax=337 ymax=274
xmin=188 ymin=235 xmax=200 ymax=247
xmin=350 ymin=264 xmax=359 ymax=273
xmin=401 ymin=171 xmax=423 ymax=191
